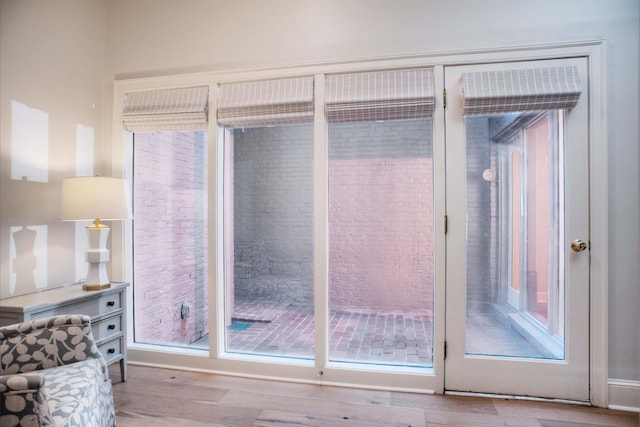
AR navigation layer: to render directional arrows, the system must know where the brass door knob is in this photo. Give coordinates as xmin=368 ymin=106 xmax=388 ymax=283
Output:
xmin=570 ymin=239 xmax=588 ymax=252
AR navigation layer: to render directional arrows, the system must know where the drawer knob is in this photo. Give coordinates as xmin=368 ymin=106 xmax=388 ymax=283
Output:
xmin=106 ymin=301 xmax=115 ymax=307
xmin=107 ymin=348 xmax=116 ymax=354
xmin=108 ymin=324 xmax=116 ymax=330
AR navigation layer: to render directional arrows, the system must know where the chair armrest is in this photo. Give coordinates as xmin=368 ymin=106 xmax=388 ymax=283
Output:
xmin=0 ymin=373 xmax=53 ymax=425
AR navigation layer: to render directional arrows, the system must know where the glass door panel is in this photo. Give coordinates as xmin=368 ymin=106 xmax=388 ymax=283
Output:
xmin=464 ymin=112 xmax=563 ymax=359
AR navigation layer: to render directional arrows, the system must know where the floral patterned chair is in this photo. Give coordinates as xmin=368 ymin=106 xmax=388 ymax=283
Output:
xmin=0 ymin=315 xmax=116 ymax=427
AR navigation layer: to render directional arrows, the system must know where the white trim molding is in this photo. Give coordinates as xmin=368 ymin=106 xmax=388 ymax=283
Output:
xmin=608 ymin=379 xmax=640 ymax=412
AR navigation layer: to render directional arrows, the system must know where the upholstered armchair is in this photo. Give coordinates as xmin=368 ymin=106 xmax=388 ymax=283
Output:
xmin=0 ymin=315 xmax=116 ymax=427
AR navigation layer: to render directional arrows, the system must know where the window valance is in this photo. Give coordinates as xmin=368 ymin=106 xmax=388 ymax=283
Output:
xmin=325 ymin=68 xmax=435 ymax=122
xmin=462 ymin=66 xmax=581 ymax=115
xmin=122 ymin=86 xmax=209 ymax=132
xmin=217 ymin=77 xmax=314 ymax=128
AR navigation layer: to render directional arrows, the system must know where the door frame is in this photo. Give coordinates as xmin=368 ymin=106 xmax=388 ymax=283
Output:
xmin=110 ymin=40 xmax=607 ymax=406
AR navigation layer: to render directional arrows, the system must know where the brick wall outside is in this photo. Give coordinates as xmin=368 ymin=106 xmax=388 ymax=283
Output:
xmin=232 ymin=120 xmax=435 ymax=312
xmin=328 ymin=120 xmax=434 ymax=311
xmin=487 ymin=114 xmax=518 ymax=305
xmin=328 ymin=157 xmax=433 ymax=311
xmin=133 ymin=131 xmax=209 ymax=346
xmin=232 ymin=126 xmax=315 ymax=306
xmin=465 ymin=117 xmax=493 ymax=313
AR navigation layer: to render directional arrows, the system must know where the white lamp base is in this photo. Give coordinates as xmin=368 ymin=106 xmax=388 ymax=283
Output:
xmin=84 ymin=225 xmax=111 ymax=291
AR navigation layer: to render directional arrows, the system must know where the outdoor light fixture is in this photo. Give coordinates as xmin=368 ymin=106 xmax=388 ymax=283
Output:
xmin=60 ymin=176 xmax=132 ymax=290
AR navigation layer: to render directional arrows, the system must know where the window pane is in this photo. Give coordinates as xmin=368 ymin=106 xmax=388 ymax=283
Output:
xmin=224 ymin=125 xmax=315 ymax=360
xmin=328 ymin=120 xmax=434 ymax=368
xmin=465 ymin=112 xmax=565 ymax=359
xmin=132 ymin=130 xmax=209 ymax=349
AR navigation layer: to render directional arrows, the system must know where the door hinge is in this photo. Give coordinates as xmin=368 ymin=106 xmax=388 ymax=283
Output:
xmin=444 ymin=341 xmax=448 ymax=359
xmin=444 ymin=215 xmax=448 ymax=234
xmin=443 ymin=88 xmax=447 ymax=109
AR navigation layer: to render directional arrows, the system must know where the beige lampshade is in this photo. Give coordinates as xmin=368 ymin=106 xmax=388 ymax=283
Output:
xmin=60 ymin=176 xmax=132 ymax=222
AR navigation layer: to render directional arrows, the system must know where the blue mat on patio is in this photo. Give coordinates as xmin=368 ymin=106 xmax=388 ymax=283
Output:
xmin=228 ymin=321 xmax=253 ymax=331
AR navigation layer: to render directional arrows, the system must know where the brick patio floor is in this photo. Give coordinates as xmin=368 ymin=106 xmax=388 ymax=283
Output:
xmin=193 ymin=300 xmax=546 ymax=365
xmin=194 ymin=300 xmax=434 ymax=367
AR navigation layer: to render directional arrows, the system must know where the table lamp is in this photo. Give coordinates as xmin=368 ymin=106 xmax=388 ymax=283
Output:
xmin=60 ymin=176 xmax=132 ymax=290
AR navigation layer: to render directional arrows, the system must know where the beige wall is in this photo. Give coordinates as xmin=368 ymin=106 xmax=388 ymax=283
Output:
xmin=0 ymin=0 xmax=638 ymax=391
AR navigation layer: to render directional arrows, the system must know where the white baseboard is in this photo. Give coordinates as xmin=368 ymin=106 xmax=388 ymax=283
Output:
xmin=608 ymin=379 xmax=640 ymax=412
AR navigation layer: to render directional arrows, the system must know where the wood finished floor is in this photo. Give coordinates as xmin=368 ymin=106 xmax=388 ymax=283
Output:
xmin=110 ymin=365 xmax=639 ymax=427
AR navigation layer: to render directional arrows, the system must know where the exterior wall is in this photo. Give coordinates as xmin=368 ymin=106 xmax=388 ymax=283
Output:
xmin=133 ymin=131 xmax=208 ymax=345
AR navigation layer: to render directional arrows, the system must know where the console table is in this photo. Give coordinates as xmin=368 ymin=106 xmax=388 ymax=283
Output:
xmin=0 ymin=282 xmax=129 ymax=381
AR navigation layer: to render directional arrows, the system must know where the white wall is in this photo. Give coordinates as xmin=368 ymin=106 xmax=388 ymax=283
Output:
xmin=0 ymin=0 xmax=108 ymax=296
xmin=0 ymin=0 xmax=637 ymax=401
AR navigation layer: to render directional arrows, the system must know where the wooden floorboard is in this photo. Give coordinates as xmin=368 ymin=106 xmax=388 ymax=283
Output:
xmin=111 ymin=365 xmax=639 ymax=427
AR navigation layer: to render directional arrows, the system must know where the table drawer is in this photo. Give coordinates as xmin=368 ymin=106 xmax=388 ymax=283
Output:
xmin=98 ymin=336 xmax=122 ymax=363
xmin=98 ymin=293 xmax=122 ymax=315
xmin=92 ymin=315 xmax=122 ymax=342
xmin=30 ymin=292 xmax=122 ymax=319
